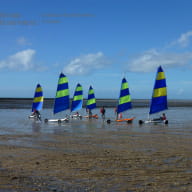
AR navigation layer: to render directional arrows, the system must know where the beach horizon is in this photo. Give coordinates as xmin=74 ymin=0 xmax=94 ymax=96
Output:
xmin=0 ymin=97 xmax=192 ymax=109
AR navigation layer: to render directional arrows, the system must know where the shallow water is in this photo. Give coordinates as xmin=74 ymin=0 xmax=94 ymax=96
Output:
xmin=1 ymin=107 xmax=192 ymax=191
xmin=0 ymin=107 xmax=192 ymax=136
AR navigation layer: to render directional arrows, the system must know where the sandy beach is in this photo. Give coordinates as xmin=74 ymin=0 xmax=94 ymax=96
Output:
xmin=0 ymin=126 xmax=192 ymax=192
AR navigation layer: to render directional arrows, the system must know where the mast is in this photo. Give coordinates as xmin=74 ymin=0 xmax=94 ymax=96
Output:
xmin=86 ymin=86 xmax=96 ymax=111
xmin=53 ymin=73 xmax=70 ymax=114
xmin=117 ymin=77 xmax=132 ymax=114
xmin=71 ymin=83 xmax=83 ymax=112
xmin=32 ymin=84 xmax=43 ymax=112
xmin=149 ymin=66 xmax=168 ymax=115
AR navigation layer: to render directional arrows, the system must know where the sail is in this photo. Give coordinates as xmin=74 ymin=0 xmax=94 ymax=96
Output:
xmin=86 ymin=86 xmax=96 ymax=110
xmin=117 ymin=77 xmax=132 ymax=114
xmin=53 ymin=73 xmax=70 ymax=114
xmin=32 ymin=84 xmax=43 ymax=112
xmin=71 ymin=83 xmax=83 ymax=112
xmin=149 ymin=66 xmax=168 ymax=114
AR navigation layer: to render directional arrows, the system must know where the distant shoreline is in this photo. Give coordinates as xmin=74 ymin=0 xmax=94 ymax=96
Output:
xmin=0 ymin=98 xmax=192 ymax=109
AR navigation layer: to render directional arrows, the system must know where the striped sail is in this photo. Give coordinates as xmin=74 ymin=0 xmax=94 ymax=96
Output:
xmin=86 ymin=86 xmax=96 ymax=110
xmin=149 ymin=66 xmax=168 ymax=114
xmin=71 ymin=83 xmax=83 ymax=112
xmin=53 ymin=73 xmax=70 ymax=114
xmin=117 ymin=77 xmax=132 ymax=114
xmin=32 ymin=84 xmax=43 ymax=112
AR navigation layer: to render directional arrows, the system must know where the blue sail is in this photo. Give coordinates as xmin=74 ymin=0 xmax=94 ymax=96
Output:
xmin=71 ymin=83 xmax=83 ymax=112
xmin=86 ymin=86 xmax=96 ymax=110
xmin=117 ymin=77 xmax=132 ymax=114
xmin=32 ymin=84 xmax=43 ymax=112
xmin=149 ymin=66 xmax=168 ymax=114
xmin=53 ymin=73 xmax=70 ymax=114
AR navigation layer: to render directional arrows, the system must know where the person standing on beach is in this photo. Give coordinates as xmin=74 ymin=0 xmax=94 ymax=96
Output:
xmin=114 ymin=107 xmax=118 ymax=120
xmin=100 ymin=106 xmax=106 ymax=119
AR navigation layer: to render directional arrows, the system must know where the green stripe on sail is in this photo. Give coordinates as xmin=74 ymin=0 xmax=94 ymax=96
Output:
xmin=88 ymin=89 xmax=94 ymax=94
xmin=58 ymin=76 xmax=68 ymax=85
xmin=87 ymin=98 xmax=96 ymax=105
xmin=76 ymin=86 xmax=83 ymax=91
xmin=56 ymin=89 xmax=69 ymax=98
xmin=73 ymin=95 xmax=83 ymax=101
xmin=119 ymin=95 xmax=131 ymax=105
xmin=121 ymin=82 xmax=128 ymax=90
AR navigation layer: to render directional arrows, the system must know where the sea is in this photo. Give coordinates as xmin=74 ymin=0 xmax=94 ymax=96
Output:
xmin=0 ymin=98 xmax=192 ymax=138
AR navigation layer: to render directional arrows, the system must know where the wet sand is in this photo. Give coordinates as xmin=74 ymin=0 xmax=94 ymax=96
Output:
xmin=1 ymin=128 xmax=192 ymax=192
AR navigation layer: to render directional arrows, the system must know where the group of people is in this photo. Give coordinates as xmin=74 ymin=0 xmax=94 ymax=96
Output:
xmin=31 ymin=106 xmax=167 ymax=122
xmin=100 ymin=107 xmax=167 ymax=121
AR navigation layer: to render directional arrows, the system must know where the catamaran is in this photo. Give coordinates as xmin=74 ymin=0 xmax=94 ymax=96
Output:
xmin=44 ymin=73 xmax=70 ymax=123
xmin=70 ymin=83 xmax=83 ymax=119
xmin=29 ymin=83 xmax=43 ymax=121
xmin=139 ymin=66 xmax=168 ymax=124
xmin=107 ymin=77 xmax=135 ymax=124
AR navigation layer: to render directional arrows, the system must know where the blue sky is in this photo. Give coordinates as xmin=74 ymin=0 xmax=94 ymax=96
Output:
xmin=1 ymin=0 xmax=192 ymax=99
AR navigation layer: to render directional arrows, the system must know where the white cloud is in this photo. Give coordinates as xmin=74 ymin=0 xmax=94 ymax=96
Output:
xmin=126 ymin=30 xmax=192 ymax=73
xmin=0 ymin=49 xmax=36 ymax=71
xmin=16 ymin=37 xmax=31 ymax=46
xmin=64 ymin=52 xmax=110 ymax=75
xmin=174 ymin=31 xmax=192 ymax=47
xmin=127 ymin=49 xmax=192 ymax=72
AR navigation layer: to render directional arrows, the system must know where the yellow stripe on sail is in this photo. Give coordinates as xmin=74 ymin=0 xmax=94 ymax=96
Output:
xmin=153 ymin=87 xmax=167 ymax=97
xmin=36 ymin=87 xmax=43 ymax=92
xmin=156 ymin=72 xmax=165 ymax=80
xmin=34 ymin=96 xmax=44 ymax=102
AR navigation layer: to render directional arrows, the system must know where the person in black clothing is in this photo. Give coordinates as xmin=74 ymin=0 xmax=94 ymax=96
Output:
xmin=32 ymin=109 xmax=41 ymax=121
xmin=100 ymin=106 xmax=106 ymax=119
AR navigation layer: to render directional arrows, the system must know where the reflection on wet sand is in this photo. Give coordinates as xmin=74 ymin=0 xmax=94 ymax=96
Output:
xmin=1 ymin=107 xmax=192 ymax=191
xmin=1 ymin=129 xmax=192 ymax=191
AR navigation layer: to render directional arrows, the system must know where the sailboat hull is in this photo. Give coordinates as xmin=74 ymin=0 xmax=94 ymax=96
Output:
xmin=84 ymin=114 xmax=98 ymax=119
xmin=44 ymin=118 xmax=69 ymax=123
xmin=70 ymin=114 xmax=83 ymax=119
xmin=139 ymin=119 xmax=168 ymax=124
xmin=106 ymin=117 xmax=135 ymax=124
xmin=116 ymin=117 xmax=135 ymax=122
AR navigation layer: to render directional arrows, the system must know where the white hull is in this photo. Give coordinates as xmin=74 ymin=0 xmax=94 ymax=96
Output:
xmin=139 ymin=119 xmax=168 ymax=125
xmin=145 ymin=120 xmax=167 ymax=124
xmin=28 ymin=115 xmax=41 ymax=121
xmin=44 ymin=118 xmax=69 ymax=123
xmin=70 ymin=114 xmax=82 ymax=119
xmin=29 ymin=115 xmax=36 ymax=119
